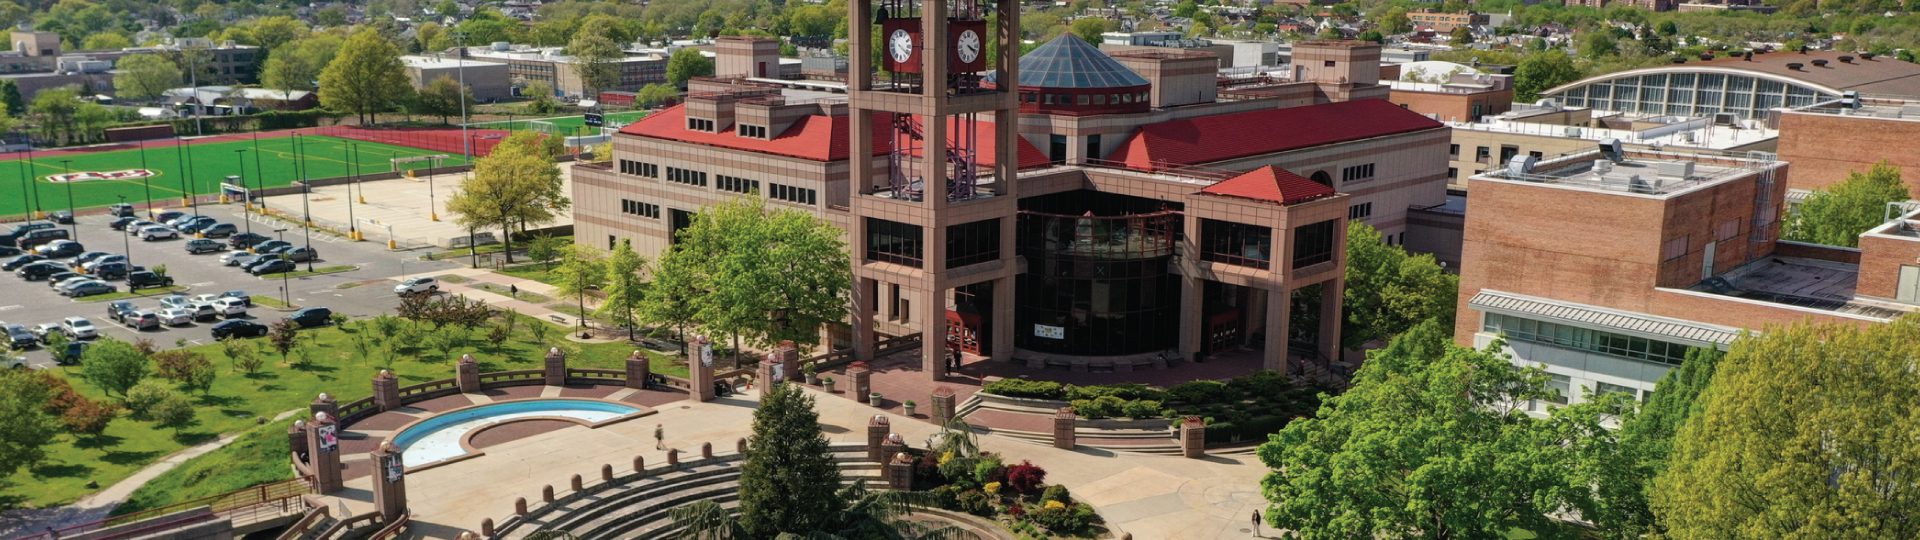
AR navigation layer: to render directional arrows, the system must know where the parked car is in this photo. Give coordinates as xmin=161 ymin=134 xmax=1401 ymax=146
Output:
xmin=395 ymin=276 xmax=440 ymax=295
xmin=29 ymin=323 xmax=59 ymax=342
xmin=2 ymin=354 xmax=22 ymax=369
xmin=201 ymin=223 xmax=238 ymax=238
xmin=49 ymin=275 xmax=89 ymax=290
xmin=3 ymin=324 xmax=35 ymax=349
xmin=211 ymin=319 xmax=269 ymax=339
xmin=250 ymin=259 xmax=295 ymax=275
xmin=124 ymin=311 xmax=161 ymax=331
xmin=106 ymin=301 xmax=135 ymax=322
xmin=52 ymin=341 xmax=86 ymax=365
xmin=34 ymin=240 xmax=83 ymax=258
xmin=219 ymin=290 xmax=252 ymax=307
xmin=1 ymin=254 xmax=43 ymax=271
xmin=156 ymin=307 xmax=194 ymax=326
xmin=261 ymin=244 xmax=294 ymax=256
xmin=138 ymin=226 xmax=179 ymax=241
xmin=211 ymin=297 xmax=248 ymax=317
xmin=284 ymin=247 xmax=319 ymax=262
xmin=48 ymin=210 xmax=73 ymax=224
xmin=124 ymin=221 xmax=158 ymax=236
xmin=0 ymin=221 xmax=55 ymax=245
xmin=254 ymin=240 xmax=292 ymax=254
xmin=17 ymin=262 xmax=63 ymax=280
xmin=109 ymin=216 xmax=138 ymax=230
xmin=227 ymin=232 xmax=269 ymax=249
xmin=288 ymin=307 xmax=333 ymax=328
xmin=92 ymin=262 xmax=139 ymax=281
xmin=107 ymin=203 xmax=135 ymax=217
xmin=61 ymin=317 xmax=97 ymax=340
xmin=184 ymin=239 xmax=224 ymax=254
xmin=221 ymin=251 xmax=254 ymax=266
xmin=62 ymin=281 xmax=115 ymax=297
xmin=0 ymin=245 xmax=17 ymax=257
xmin=127 ymin=271 xmax=174 ymax=289
xmin=159 ymin=295 xmax=191 ymax=310
xmin=241 ymin=254 xmax=285 ymax=272
xmin=70 ymin=251 xmax=112 ymax=268
xmin=16 ymin=228 xmax=70 ymax=249
xmin=81 ymin=254 xmax=125 ymax=273
xmin=165 ymin=215 xmax=206 ymax=229
xmin=177 ymin=218 xmax=218 ymax=234
xmin=153 ymin=211 xmax=186 ymax=225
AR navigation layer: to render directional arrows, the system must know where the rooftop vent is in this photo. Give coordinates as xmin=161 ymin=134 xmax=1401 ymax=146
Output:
xmin=1599 ymin=138 xmax=1624 ymax=162
xmin=1812 ymin=59 xmax=1828 ymax=67
xmin=1839 ymin=55 xmax=1855 ymax=63
xmin=1628 ymin=174 xmax=1662 ymax=195
xmin=1507 ymin=154 xmax=1539 ymax=177
xmin=1593 ymin=159 xmax=1613 ymax=174
xmin=1786 ymin=62 xmax=1804 ymax=71
xmin=1654 ymin=160 xmax=1695 ymax=179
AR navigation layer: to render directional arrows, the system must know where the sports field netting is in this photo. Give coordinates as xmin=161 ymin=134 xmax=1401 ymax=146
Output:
xmin=0 ymin=134 xmax=475 ymax=218
xmin=468 ymin=110 xmax=650 ymax=135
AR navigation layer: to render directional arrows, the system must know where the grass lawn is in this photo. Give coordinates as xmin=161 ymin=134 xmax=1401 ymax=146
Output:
xmin=273 ymin=264 xmax=357 ymax=279
xmin=472 ymin=282 xmax=552 ymax=304
xmin=77 ymin=285 xmax=190 ymax=302
xmin=468 ymin=111 xmax=650 ymax=135
xmin=114 ymin=418 xmax=296 ymax=516
xmin=1 ymin=135 xmax=470 ymax=218
xmin=496 ymin=263 xmax=563 ymax=288
xmin=8 ymin=313 xmax=683 ymax=509
xmin=251 ymin=295 xmax=294 ymax=309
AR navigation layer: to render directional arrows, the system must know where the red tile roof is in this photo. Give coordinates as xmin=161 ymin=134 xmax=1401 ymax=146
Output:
xmin=1200 ymin=165 xmax=1336 ymax=205
xmin=1105 ymin=99 xmax=1445 ymax=171
xmin=619 ymin=104 xmax=1050 ymax=169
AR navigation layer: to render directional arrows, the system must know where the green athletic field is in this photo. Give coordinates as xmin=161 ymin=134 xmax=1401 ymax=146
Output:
xmin=468 ymin=110 xmax=650 ymax=135
xmin=0 ymin=136 xmax=470 ymax=219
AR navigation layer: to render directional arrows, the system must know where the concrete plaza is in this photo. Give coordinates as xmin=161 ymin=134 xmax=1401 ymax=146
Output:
xmin=257 ymin=167 xmax=577 ymax=250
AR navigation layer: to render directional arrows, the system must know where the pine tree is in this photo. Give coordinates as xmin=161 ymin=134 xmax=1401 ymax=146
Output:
xmin=738 ymin=382 xmax=845 ymax=536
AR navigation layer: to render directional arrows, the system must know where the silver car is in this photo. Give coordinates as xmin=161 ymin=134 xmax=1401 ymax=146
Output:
xmin=138 ymin=226 xmax=179 ymax=241
xmin=156 ymin=307 xmax=194 ymax=327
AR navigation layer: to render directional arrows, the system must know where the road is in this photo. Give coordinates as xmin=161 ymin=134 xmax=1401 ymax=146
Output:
xmin=2 ymin=203 xmax=463 ymax=368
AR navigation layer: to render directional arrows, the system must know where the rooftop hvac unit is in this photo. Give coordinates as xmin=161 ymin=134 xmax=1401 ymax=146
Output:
xmin=1628 ymin=174 xmax=1661 ymax=194
xmin=1681 ymin=131 xmax=1696 ymax=143
xmin=1507 ymin=154 xmax=1539 ymax=177
xmin=1654 ymin=160 xmax=1695 ymax=179
xmin=1593 ymin=159 xmax=1613 ymax=174
xmin=1564 ymin=126 xmax=1584 ymax=137
xmin=1712 ymin=112 xmax=1739 ymax=125
xmin=1598 ymin=138 xmax=1624 ymax=162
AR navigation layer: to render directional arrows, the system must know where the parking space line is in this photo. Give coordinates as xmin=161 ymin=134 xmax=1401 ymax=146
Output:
xmin=0 ymin=305 xmax=20 ymax=312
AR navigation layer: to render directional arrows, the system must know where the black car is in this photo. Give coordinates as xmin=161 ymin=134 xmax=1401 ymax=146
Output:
xmin=219 ymin=290 xmax=252 ymax=307
xmin=109 ymin=216 xmax=138 ymax=230
xmin=288 ymin=307 xmax=333 ymax=328
xmin=106 ymin=300 xmax=137 ymax=323
xmin=249 ymin=259 xmax=295 ymax=275
xmin=0 ymin=221 xmax=54 ymax=246
xmin=2 ymin=255 xmax=44 ymax=271
xmin=184 ymin=239 xmax=224 ymax=254
xmin=211 ymin=319 xmax=269 ymax=339
xmin=228 ymin=232 xmax=269 ymax=249
xmin=45 ymin=271 xmax=81 ymax=286
xmin=127 ymin=271 xmax=174 ymax=289
xmin=48 ymin=211 xmax=74 ymax=224
xmin=17 ymin=262 xmax=62 ymax=280
xmin=241 ymin=254 xmax=285 ymax=272
xmin=53 ymin=341 xmax=87 ymax=365
xmin=254 ymin=240 xmax=292 ymax=254
xmin=0 ymin=245 xmax=17 ymax=257
xmin=93 ymin=262 xmax=139 ymax=281
xmin=201 ymin=223 xmax=238 ymax=238
xmin=178 ymin=218 xmax=217 ymax=234
xmin=3 ymin=324 xmax=34 ymax=349
xmin=38 ymin=241 xmax=83 ymax=258
xmin=153 ymin=211 xmax=186 ymax=224
xmin=107 ymin=203 xmax=135 ymax=217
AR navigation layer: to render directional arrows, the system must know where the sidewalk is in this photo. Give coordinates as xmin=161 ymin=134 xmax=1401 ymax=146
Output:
xmin=412 ymin=268 xmax=615 ymax=343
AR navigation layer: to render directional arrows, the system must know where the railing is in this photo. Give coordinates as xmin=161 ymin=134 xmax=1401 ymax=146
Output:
xmin=567 ymin=368 xmax=625 ymax=383
xmin=479 ymin=369 xmax=544 ymax=387
xmin=397 ymin=378 xmax=459 ymax=399
xmin=274 ymin=505 xmax=331 ymax=540
xmin=798 ymin=333 xmax=924 ymax=373
xmin=315 ymin=511 xmax=380 ymax=540
xmin=14 ymin=477 xmax=312 ymax=540
xmin=337 ymin=397 xmax=377 ymax=424
xmin=367 ymin=511 xmax=410 ymax=540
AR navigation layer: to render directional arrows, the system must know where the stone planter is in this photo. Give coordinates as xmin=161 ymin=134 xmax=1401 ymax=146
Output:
xmin=903 ymin=403 xmax=917 ymax=416
xmin=806 ymin=374 xmax=821 ymax=386
xmin=869 ymin=392 xmax=883 ymax=406
xmin=823 ymin=380 xmax=836 ymax=393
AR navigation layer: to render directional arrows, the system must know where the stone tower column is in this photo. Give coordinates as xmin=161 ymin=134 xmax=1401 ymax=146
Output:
xmin=1053 ymin=407 xmax=1077 ymax=450
xmin=866 ymin=415 xmax=890 ymax=462
xmin=372 ymin=370 xmax=401 ymax=412
xmin=309 ymin=392 xmax=338 ymax=420
xmin=370 ymin=442 xmax=408 ymax=521
xmin=930 ymin=387 xmax=957 ymax=427
xmin=625 ymin=350 xmax=651 ymax=389
xmin=543 ymin=347 xmax=568 ymax=386
xmin=456 ymin=354 xmax=480 ymax=393
xmin=776 ymin=340 xmax=800 ymax=382
xmin=690 ymin=336 xmax=716 ymax=402
xmin=305 ymin=413 xmax=344 ymax=493
xmin=849 ymin=362 xmax=872 ymax=404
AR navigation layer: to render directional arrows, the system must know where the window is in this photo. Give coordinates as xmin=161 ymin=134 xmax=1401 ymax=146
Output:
xmin=717 ymin=175 xmax=759 ymax=194
xmin=865 ymin=218 xmax=923 ymax=268
xmin=1661 ymin=236 xmax=1689 ymax=261
xmin=1291 ymin=220 xmax=1337 ymax=269
xmin=1348 ymin=202 xmax=1373 ymax=220
xmin=736 ymin=125 xmax=768 ymax=138
xmin=1475 ymin=146 xmax=1490 ymax=163
xmin=1199 ymin=219 xmax=1272 ymax=270
xmin=1528 ymin=151 xmax=1543 ymax=159
xmin=608 ymin=235 xmax=617 ymax=250
xmin=619 ymin=159 xmax=640 ymax=175
xmin=1449 ymin=143 xmax=1460 ymax=158
xmin=1076 ymin=94 xmax=1090 ymax=105
xmin=946 ymin=219 xmax=1001 ymax=269
xmin=1545 ymin=374 xmax=1571 ymax=405
xmin=666 ymin=167 xmax=707 ymax=187
xmin=620 ymin=199 xmax=660 ymax=219
xmin=1447 ymin=167 xmax=1458 ymax=179
xmin=1340 ymin=163 xmax=1376 ymax=183
xmin=1323 ymin=60 xmax=1335 ymax=67
xmin=687 ymin=118 xmax=715 ymax=131
xmin=618 ymin=160 xmax=659 ymax=178
xmin=768 ymin=183 xmax=817 ymax=205
xmin=1482 ymin=313 xmax=1694 ymax=366
xmin=1596 ymin=382 xmax=1638 ymax=400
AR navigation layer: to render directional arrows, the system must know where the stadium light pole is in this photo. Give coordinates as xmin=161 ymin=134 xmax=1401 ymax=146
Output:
xmin=172 ymin=137 xmax=190 ymax=209
xmin=182 ymin=137 xmax=201 ymax=218
xmin=137 ymin=139 xmax=154 ymax=219
xmin=25 ymin=146 xmax=41 ymax=219
xmin=251 ymin=132 xmax=264 ymax=195
xmin=274 ymin=227 xmax=290 ymax=305
xmin=235 ymin=148 xmax=251 ymax=214
xmin=117 ymin=195 xmax=133 ymax=270
xmin=13 ymin=150 xmax=28 ymax=221
xmin=58 ymin=159 xmax=76 ymax=242
xmin=346 ymin=143 xmax=360 ymax=241
xmin=293 ymin=136 xmax=312 ymax=272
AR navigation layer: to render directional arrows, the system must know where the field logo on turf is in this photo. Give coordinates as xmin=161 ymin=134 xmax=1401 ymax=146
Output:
xmin=47 ymin=169 xmax=157 ymax=183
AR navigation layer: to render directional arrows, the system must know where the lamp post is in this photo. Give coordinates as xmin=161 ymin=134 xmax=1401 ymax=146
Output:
xmin=137 ymin=139 xmax=154 ymax=219
xmin=182 ymin=137 xmax=200 ymax=218
xmin=229 ymin=175 xmax=251 ymax=239
xmin=172 ymin=137 xmax=191 ymax=208
xmin=25 ymin=147 xmax=41 ymax=219
xmin=117 ymin=195 xmax=133 ymax=270
xmin=13 ymin=149 xmax=28 ymax=221
xmin=59 ymin=159 xmax=76 ymax=242
xmin=346 ymin=143 xmax=360 ymax=241
xmin=273 ymin=227 xmax=290 ymax=305
xmin=295 ymin=181 xmax=313 ymax=272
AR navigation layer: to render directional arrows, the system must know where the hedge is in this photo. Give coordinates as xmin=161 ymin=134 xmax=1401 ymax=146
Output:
xmin=982 ymin=379 xmax=1066 ymax=400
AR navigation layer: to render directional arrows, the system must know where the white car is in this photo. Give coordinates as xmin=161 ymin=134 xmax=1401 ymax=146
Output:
xmin=30 ymin=323 xmax=60 ymax=341
xmin=156 ymin=307 xmax=194 ymax=327
xmin=189 ymin=294 xmax=221 ymax=309
xmin=394 ymin=276 xmax=439 ymax=296
xmin=158 ymin=294 xmax=191 ymax=310
xmin=124 ymin=221 xmax=159 ymax=236
xmin=210 ymin=297 xmax=248 ymax=317
xmin=139 ymin=226 xmax=179 ymax=241
xmin=60 ymin=317 xmax=97 ymax=339
xmin=219 ymin=250 xmax=251 ymax=266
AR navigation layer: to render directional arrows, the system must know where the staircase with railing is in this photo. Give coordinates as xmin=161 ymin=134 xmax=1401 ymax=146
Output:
xmin=8 ymin=477 xmax=313 ymax=540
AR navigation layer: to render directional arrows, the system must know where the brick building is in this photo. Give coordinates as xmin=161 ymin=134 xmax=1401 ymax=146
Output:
xmin=572 ymin=9 xmax=1449 ymax=380
xmin=1775 ymin=98 xmax=1920 ymax=198
xmin=1407 ymin=10 xmax=1488 ymax=33
xmin=1386 ymin=61 xmax=1514 ymax=123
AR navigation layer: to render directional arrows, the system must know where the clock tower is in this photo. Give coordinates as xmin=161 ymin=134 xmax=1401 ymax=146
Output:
xmin=848 ymin=0 xmax=1020 ymax=379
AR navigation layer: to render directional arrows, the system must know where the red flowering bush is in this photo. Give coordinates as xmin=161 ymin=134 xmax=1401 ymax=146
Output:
xmin=1003 ymin=461 xmax=1047 ymax=494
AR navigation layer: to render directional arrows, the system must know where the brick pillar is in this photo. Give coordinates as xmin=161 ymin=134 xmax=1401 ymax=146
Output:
xmin=1179 ymin=416 xmax=1206 ymax=459
xmin=756 ymin=356 xmax=777 ymax=394
xmin=543 ymin=347 xmax=567 ymax=386
xmin=287 ymin=420 xmax=309 ymax=460
xmin=776 ymin=340 xmax=800 ymax=383
xmin=930 ymin=387 xmax=956 ymax=427
xmin=880 ymin=433 xmax=906 ymax=466
xmin=370 ymin=441 xmax=407 ymax=521
xmin=371 ymin=370 xmax=401 ymax=412
xmin=624 ymin=350 xmax=650 ymax=389
xmin=850 ymin=362 xmax=872 ymax=404
xmin=736 ymin=438 xmax=749 ymax=454
xmin=1053 ymin=407 xmax=1077 ymax=450
xmin=667 ymin=449 xmax=680 ymax=467
xmin=305 ymin=413 xmax=344 ymax=494
xmin=886 ymin=451 xmax=914 ymax=490
xmin=690 ymin=336 xmax=716 ymax=402
xmin=309 ymin=392 xmax=337 ymax=420
xmin=866 ymin=415 xmax=889 ymax=462
xmin=701 ymin=442 xmax=713 ymax=459
xmin=456 ymin=354 xmax=480 ymax=393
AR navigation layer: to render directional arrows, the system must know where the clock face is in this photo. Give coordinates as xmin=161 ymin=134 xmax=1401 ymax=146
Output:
xmin=956 ymin=29 xmax=981 ymax=64
xmin=889 ymin=29 xmax=914 ymax=64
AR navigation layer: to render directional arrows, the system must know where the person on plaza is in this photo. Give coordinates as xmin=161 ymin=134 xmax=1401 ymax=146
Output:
xmin=509 ymin=284 xmax=518 ymax=298
xmin=1251 ymin=510 xmax=1262 ymax=536
xmin=654 ymin=424 xmax=665 ymax=450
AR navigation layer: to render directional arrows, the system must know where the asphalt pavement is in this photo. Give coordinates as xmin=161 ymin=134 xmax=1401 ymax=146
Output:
xmin=2 ymin=203 xmax=461 ymax=368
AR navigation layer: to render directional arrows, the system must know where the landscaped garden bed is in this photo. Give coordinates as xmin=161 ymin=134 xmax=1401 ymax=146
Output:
xmin=981 ymin=371 xmax=1326 ymax=444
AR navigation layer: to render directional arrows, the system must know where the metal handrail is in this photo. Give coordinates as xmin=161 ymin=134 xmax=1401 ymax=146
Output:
xmin=12 ymin=477 xmax=312 ymax=540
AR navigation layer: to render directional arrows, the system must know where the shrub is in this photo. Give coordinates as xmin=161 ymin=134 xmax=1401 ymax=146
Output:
xmin=1065 ymin=383 xmax=1162 ymax=402
xmin=955 ymin=489 xmax=996 ymax=516
xmin=972 ymin=454 xmax=1005 ymax=486
xmin=1226 ymin=370 xmax=1290 ymax=398
xmin=1004 ymin=461 xmax=1047 ymax=494
xmin=1072 ymin=395 xmax=1127 ymax=419
xmin=124 ymin=381 xmax=177 ymax=421
xmin=938 ymin=454 xmax=979 ymax=488
xmin=927 ymin=485 xmax=962 ymax=510
xmin=983 ymin=481 xmax=1002 ymax=495
xmin=150 ymin=395 xmax=196 ymax=433
xmin=61 ymin=399 xmax=118 ymax=440
xmin=1029 ymin=501 xmax=1099 ymax=534
xmin=983 ymin=379 xmax=1065 ymax=400
xmin=1120 ymin=399 xmax=1164 ymax=419
xmin=1041 ymin=484 xmax=1071 ymax=504
xmin=1167 ymin=380 xmax=1230 ymax=404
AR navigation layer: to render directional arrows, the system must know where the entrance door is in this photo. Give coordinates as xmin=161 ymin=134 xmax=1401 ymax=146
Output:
xmin=1207 ymin=310 xmax=1243 ymax=353
xmin=1899 ymin=265 xmax=1920 ymax=303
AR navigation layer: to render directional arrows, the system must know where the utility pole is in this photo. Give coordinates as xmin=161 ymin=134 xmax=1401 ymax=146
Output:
xmin=13 ymin=149 xmax=27 ymax=221
xmin=138 ymin=139 xmax=154 ymax=219
xmin=59 ymin=159 xmax=75 ymax=242
xmin=117 ymin=195 xmax=133 ymax=270
xmin=172 ymin=137 xmax=190 ymax=208
xmin=295 ymin=136 xmax=313 ymax=272
xmin=347 ymin=143 xmax=360 ymax=241
xmin=274 ymin=227 xmax=290 ymax=305
xmin=25 ymin=147 xmax=40 ymax=219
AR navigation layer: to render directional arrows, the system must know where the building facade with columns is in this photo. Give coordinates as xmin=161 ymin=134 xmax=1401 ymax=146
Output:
xmin=572 ymin=25 xmax=1449 ymax=380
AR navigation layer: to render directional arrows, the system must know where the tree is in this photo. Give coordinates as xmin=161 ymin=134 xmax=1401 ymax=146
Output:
xmin=81 ymin=338 xmax=149 ymax=398
xmin=319 ymin=29 xmax=412 ymax=124
xmin=639 ymin=241 xmax=703 ymax=351
xmin=1581 ymin=31 xmax=1619 ymax=59
xmin=568 ymin=32 xmax=623 ymax=98
xmin=594 ymin=239 xmax=649 ymax=339
xmin=124 ymin=381 xmax=177 ymax=420
xmin=446 ymin=131 xmax=569 ymax=263
xmin=528 ymin=234 xmax=567 ymax=270
xmin=153 ymin=350 xmax=216 ymax=395
xmin=222 ymin=337 xmax=264 ymax=375
xmin=522 ymin=80 xmax=560 ymax=114
xmin=28 ymin=87 xmax=80 ymax=144
xmin=1341 ymin=222 xmax=1456 ymax=350
xmin=1070 ymin=17 xmax=1110 ymax=44
xmin=1514 ymin=49 xmax=1582 ymax=102
xmin=553 ymin=246 xmax=607 ymax=332
xmin=1373 ymin=6 xmax=1411 ymax=34
xmin=635 ymin=83 xmax=679 ymax=108
xmin=1448 ymin=25 xmax=1472 ymax=43
xmin=737 ymin=382 xmax=844 ymax=535
xmin=268 ymin=319 xmax=301 ymax=366
xmin=416 ymin=22 xmax=453 ymax=53
xmin=0 ymin=370 xmax=59 ymax=482
xmin=415 ymin=74 xmax=473 ymax=124
xmin=60 ymin=398 xmax=117 ymax=442
xmin=0 ymin=79 xmax=23 ymax=116
xmin=1573 ymin=347 xmax=1720 ymax=539
xmin=80 ymin=31 xmax=131 ymax=50
xmin=659 ymin=196 xmax=851 ymax=353
xmin=1784 ymin=162 xmax=1908 ymax=247
xmin=666 ymin=47 xmax=714 ymax=88
xmin=1654 ymin=317 xmax=1920 ymax=538
xmin=1256 ymin=321 xmax=1581 ymax=539
xmin=149 ymin=394 xmax=196 ymax=434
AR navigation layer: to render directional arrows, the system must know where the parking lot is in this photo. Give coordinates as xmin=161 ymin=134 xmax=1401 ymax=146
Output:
xmin=3 ymin=204 xmax=461 ymax=368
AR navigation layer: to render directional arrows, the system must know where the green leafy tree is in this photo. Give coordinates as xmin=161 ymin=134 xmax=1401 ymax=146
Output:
xmin=1514 ymin=49 xmax=1582 ymax=102
xmin=527 ymin=234 xmax=568 ymax=270
xmin=414 ymin=74 xmax=473 ymax=124
xmin=594 ymin=239 xmax=649 ymax=340
xmin=416 ymin=22 xmax=453 ymax=52
xmin=1784 ymin=162 xmax=1908 ymax=247
xmin=80 ymin=31 xmax=131 ymax=50
xmin=1572 ymin=347 xmax=1720 ymax=539
xmin=1448 ymin=26 xmax=1472 ymax=43
xmin=0 ymin=370 xmax=59 ymax=484
xmin=0 ymin=79 xmax=24 ymax=116
xmin=446 ymin=131 xmax=569 ymax=263
xmin=1373 ymin=6 xmax=1411 ymax=34
xmin=149 ymin=394 xmax=196 ymax=434
xmin=635 ymin=83 xmax=679 ymax=108
xmin=1341 ymin=222 xmax=1456 ymax=350
xmin=319 ymin=29 xmax=412 ymax=124
xmin=666 ymin=47 xmax=714 ymax=88
xmin=638 ymin=239 xmax=704 ymax=352
xmin=1581 ymin=31 xmax=1619 ymax=59
xmin=28 ymin=87 xmax=80 ymax=144
xmin=736 ymin=382 xmax=844 ymax=535
xmin=123 ymin=381 xmax=177 ymax=420
xmin=676 ymin=196 xmax=852 ymax=351
xmin=553 ymin=245 xmax=607 ymax=330
xmin=222 ymin=337 xmax=264 ymax=374
xmin=567 ymin=32 xmax=623 ymax=97
xmin=1654 ymin=317 xmax=1920 ymax=538
xmin=81 ymin=338 xmax=149 ymax=398
xmin=1070 ymin=17 xmax=1111 ymax=44
xmin=153 ymin=350 xmax=217 ymax=395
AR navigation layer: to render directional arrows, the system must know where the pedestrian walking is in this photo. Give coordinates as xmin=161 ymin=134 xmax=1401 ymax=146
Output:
xmin=509 ymin=284 xmax=518 ymax=298
xmin=1250 ymin=510 xmax=1262 ymax=536
xmin=654 ymin=423 xmax=665 ymax=450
